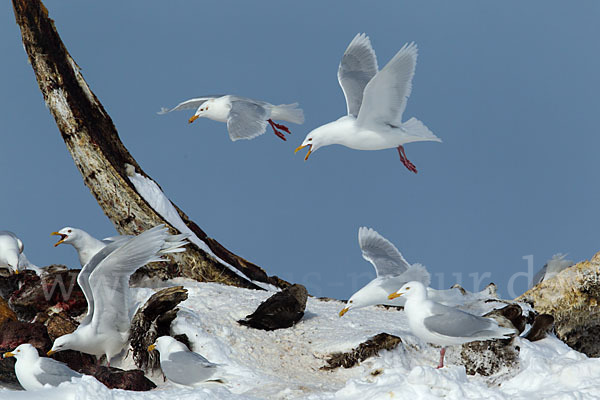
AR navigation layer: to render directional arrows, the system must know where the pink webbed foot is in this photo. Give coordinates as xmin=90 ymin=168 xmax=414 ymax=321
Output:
xmin=436 ymin=347 xmax=446 ymax=369
xmin=397 ymin=145 xmax=418 ymax=174
xmin=267 ymin=119 xmax=291 ymax=141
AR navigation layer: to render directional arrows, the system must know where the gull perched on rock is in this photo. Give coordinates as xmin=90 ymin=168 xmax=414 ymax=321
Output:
xmin=48 ymin=225 xmax=188 ymax=365
xmin=388 ymin=281 xmax=517 ymax=368
xmin=4 ymin=343 xmax=82 ymax=390
xmin=295 ymin=33 xmax=440 ymax=173
xmin=159 ymin=95 xmax=304 ymax=141
xmin=0 ymin=231 xmax=29 ymax=274
xmin=339 ymin=227 xmax=463 ymax=317
xmin=148 ymin=336 xmax=222 ymax=386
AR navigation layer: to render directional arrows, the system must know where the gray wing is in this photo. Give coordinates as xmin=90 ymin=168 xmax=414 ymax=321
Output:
xmin=36 ymin=357 xmax=82 ymax=387
xmin=338 ymin=33 xmax=378 ymax=117
xmin=226 ymin=100 xmax=268 ymax=141
xmin=356 ymin=42 xmax=417 ymax=129
xmin=162 ymin=351 xmax=217 ymax=385
xmin=531 ymin=264 xmax=547 ymax=287
xmin=157 ymin=95 xmax=224 ymax=114
xmin=358 ymin=227 xmax=410 ymax=277
xmin=89 ymin=225 xmax=174 ymax=334
xmin=424 ymin=303 xmax=500 ymax=338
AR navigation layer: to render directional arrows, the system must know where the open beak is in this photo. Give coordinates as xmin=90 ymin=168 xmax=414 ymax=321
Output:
xmin=47 ymin=350 xmax=56 ymax=356
xmin=294 ymin=144 xmax=312 ymax=161
xmin=51 ymin=232 xmax=67 ymax=247
xmin=339 ymin=307 xmax=349 ymax=317
xmin=188 ymin=115 xmax=199 ymax=124
xmin=147 ymin=344 xmax=156 ymax=352
xmin=3 ymin=352 xmax=14 ymax=358
xmin=388 ymin=292 xmax=402 ymax=300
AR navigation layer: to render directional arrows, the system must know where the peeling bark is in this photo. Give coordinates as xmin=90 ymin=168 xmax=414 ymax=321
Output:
xmin=11 ymin=0 xmax=288 ymax=290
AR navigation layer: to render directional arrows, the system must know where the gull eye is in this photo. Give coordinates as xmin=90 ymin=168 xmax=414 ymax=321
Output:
xmin=406 ymin=287 xmax=410 ymax=290
xmin=67 ymin=229 xmax=72 ymax=233
xmin=308 ymin=138 xmax=312 ymax=141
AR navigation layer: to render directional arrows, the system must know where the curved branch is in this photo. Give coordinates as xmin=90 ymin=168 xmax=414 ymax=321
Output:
xmin=11 ymin=0 xmax=289 ymax=290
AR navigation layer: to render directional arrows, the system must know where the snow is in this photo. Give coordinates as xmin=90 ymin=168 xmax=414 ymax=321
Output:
xmin=2 ymin=279 xmax=600 ymax=399
xmin=125 ymin=167 xmax=277 ymax=291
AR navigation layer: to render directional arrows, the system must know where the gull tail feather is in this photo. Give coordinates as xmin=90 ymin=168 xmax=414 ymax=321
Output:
xmin=402 ymin=117 xmax=441 ymax=142
xmin=271 ymin=103 xmax=305 ymax=124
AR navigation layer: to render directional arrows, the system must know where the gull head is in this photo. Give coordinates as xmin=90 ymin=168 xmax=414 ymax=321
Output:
xmin=48 ymin=333 xmax=76 ymax=356
xmin=189 ymin=99 xmax=216 ymax=123
xmin=51 ymin=227 xmax=85 ymax=247
xmin=295 ymin=119 xmax=351 ymax=161
xmin=388 ymin=281 xmax=427 ymax=300
xmin=148 ymin=336 xmax=183 ymax=355
xmin=4 ymin=343 xmax=37 ymax=360
xmin=294 ymin=126 xmax=329 ymax=161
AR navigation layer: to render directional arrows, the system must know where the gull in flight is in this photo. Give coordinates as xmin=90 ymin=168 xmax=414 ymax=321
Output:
xmin=295 ymin=33 xmax=440 ymax=173
xmin=159 ymin=95 xmax=304 ymax=141
xmin=48 ymin=225 xmax=188 ymax=365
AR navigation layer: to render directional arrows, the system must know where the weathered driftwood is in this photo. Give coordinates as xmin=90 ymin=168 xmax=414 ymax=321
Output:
xmin=517 ymin=251 xmax=600 ymax=357
xmin=11 ymin=0 xmax=288 ymax=290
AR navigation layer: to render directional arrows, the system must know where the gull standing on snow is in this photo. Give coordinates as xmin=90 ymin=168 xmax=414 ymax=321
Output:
xmin=388 ymin=281 xmax=517 ymax=368
xmin=295 ymin=33 xmax=440 ymax=173
xmin=48 ymin=225 xmax=188 ymax=365
xmin=159 ymin=95 xmax=304 ymax=141
xmin=4 ymin=344 xmax=82 ymax=390
xmin=148 ymin=336 xmax=222 ymax=386
xmin=339 ymin=227 xmax=462 ymax=317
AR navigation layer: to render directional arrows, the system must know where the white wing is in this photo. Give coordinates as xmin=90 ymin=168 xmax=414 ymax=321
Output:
xmin=226 ymin=100 xmax=268 ymax=141
xmin=36 ymin=357 xmax=82 ymax=387
xmin=358 ymin=227 xmax=410 ymax=277
xmin=88 ymin=225 xmax=184 ymax=334
xmin=356 ymin=42 xmax=417 ymax=128
xmin=157 ymin=96 xmax=224 ymax=114
xmin=338 ymin=33 xmax=378 ymax=117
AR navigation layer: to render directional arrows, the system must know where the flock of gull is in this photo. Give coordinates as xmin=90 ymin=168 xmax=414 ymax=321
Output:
xmin=0 ymin=33 xmax=554 ymax=391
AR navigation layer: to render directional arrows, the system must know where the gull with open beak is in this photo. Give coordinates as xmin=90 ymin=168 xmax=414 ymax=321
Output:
xmin=295 ymin=33 xmax=440 ymax=173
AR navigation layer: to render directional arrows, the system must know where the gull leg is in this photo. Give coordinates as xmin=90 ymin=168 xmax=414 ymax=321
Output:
xmin=397 ymin=145 xmax=418 ymax=174
xmin=436 ymin=347 xmax=446 ymax=369
xmin=267 ymin=119 xmax=289 ymax=141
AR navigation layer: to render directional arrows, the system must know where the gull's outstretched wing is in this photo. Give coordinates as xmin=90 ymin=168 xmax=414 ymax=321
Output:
xmin=88 ymin=225 xmax=185 ymax=334
xmin=36 ymin=357 xmax=82 ymax=387
xmin=424 ymin=302 xmax=515 ymax=339
xmin=356 ymin=42 xmax=417 ymax=128
xmin=157 ymin=96 xmax=224 ymax=114
xmin=358 ymin=227 xmax=410 ymax=277
xmin=338 ymin=33 xmax=379 ymax=117
xmin=162 ymin=351 xmax=218 ymax=385
xmin=227 ymin=100 xmax=268 ymax=141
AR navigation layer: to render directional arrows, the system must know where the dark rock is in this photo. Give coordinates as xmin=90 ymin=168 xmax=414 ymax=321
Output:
xmin=321 ymin=333 xmax=402 ymax=370
xmin=0 ymin=297 xmax=17 ymax=327
xmin=9 ymin=269 xmax=86 ymax=321
xmin=238 ymin=284 xmax=307 ymax=331
xmin=90 ymin=366 xmax=156 ymax=391
xmin=0 ymin=320 xmax=51 ymax=352
xmin=524 ymin=314 xmax=555 ymax=342
xmin=0 ymin=270 xmax=37 ymax=301
xmin=130 ymin=286 xmax=188 ymax=370
xmin=483 ymin=304 xmax=528 ymax=334
xmin=50 ymin=349 xmax=97 ymax=373
xmin=461 ymin=339 xmax=519 ymax=376
xmin=46 ymin=311 xmax=78 ymax=341
xmin=0 ymin=356 xmax=20 ymax=390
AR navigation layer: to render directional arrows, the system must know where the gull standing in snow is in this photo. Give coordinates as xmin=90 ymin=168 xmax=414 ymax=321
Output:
xmin=295 ymin=33 xmax=440 ymax=173
xmin=339 ymin=227 xmax=462 ymax=317
xmin=4 ymin=344 xmax=82 ymax=390
xmin=388 ymin=281 xmax=517 ymax=368
xmin=48 ymin=225 xmax=188 ymax=365
xmin=159 ymin=95 xmax=304 ymax=141
xmin=148 ymin=336 xmax=222 ymax=386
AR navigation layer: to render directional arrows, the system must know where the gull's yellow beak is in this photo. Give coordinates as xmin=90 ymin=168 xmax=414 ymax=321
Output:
xmin=47 ymin=350 xmax=56 ymax=356
xmin=147 ymin=344 xmax=156 ymax=352
xmin=294 ymin=144 xmax=312 ymax=161
xmin=14 ymin=269 xmax=19 ymax=275
xmin=388 ymin=292 xmax=402 ymax=300
xmin=51 ymin=232 xmax=67 ymax=247
xmin=188 ymin=115 xmax=199 ymax=124
xmin=339 ymin=307 xmax=349 ymax=317
xmin=3 ymin=352 xmax=14 ymax=358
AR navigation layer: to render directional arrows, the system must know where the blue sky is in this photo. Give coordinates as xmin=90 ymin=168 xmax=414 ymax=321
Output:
xmin=1 ymin=1 xmax=599 ymax=298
